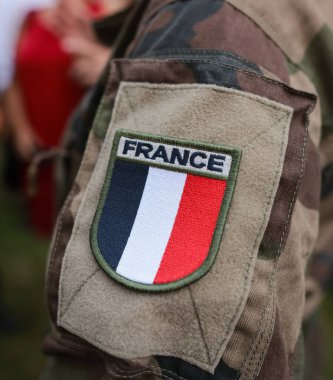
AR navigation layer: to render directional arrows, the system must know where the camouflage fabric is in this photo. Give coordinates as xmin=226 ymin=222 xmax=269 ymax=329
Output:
xmin=42 ymin=0 xmax=333 ymax=379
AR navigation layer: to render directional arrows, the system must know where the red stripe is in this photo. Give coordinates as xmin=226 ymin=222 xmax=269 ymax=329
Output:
xmin=154 ymin=174 xmax=227 ymax=284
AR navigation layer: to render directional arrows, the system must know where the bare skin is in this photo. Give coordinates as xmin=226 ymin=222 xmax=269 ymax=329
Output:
xmin=62 ymin=0 xmax=134 ymax=86
xmin=3 ymin=82 xmax=42 ymax=161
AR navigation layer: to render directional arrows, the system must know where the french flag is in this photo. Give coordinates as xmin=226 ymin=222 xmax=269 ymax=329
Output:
xmin=96 ymin=159 xmax=227 ymax=285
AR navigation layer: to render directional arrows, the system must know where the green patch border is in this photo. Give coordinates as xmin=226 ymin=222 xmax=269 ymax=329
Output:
xmin=90 ymin=129 xmax=242 ymax=292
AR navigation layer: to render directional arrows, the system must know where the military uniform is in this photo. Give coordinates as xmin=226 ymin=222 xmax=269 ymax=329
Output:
xmin=41 ymin=1 xmax=333 ymax=379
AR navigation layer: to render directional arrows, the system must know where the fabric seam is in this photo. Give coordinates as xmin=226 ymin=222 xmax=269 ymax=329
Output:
xmin=59 ymin=82 xmax=292 ymax=371
xmin=88 ymin=89 xmax=242 ymax=293
xmin=109 ymin=59 xmax=316 ymax=103
xmin=189 ymin=286 xmax=211 ymax=363
xmin=57 ymin=99 xmax=118 ymax=323
xmin=211 ymin=111 xmax=289 ymax=371
xmin=121 ymin=83 xmax=293 ymax=114
xmin=237 ymin=111 xmax=290 ymax=375
xmin=144 ymin=48 xmax=260 ymax=72
xmin=241 ymin=78 xmax=315 ymax=377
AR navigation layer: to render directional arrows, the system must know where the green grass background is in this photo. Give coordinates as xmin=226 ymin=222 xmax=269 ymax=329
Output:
xmin=0 ymin=145 xmax=332 ymax=379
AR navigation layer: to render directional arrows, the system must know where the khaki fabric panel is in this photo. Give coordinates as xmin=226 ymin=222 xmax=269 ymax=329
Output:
xmin=277 ymin=200 xmax=319 ymax=351
xmin=227 ymin=0 xmax=324 ymax=63
xmin=58 ymin=82 xmax=292 ymax=373
xmin=46 ymin=131 xmax=102 ymax=324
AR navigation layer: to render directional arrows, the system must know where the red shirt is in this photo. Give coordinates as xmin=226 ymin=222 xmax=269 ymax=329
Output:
xmin=16 ymin=12 xmax=84 ymax=148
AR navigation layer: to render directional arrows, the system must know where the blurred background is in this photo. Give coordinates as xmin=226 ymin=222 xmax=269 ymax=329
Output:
xmin=0 ymin=0 xmax=130 ymax=378
xmin=0 ymin=0 xmax=332 ymax=379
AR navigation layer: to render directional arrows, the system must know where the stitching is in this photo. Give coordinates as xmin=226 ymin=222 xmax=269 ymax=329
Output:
xmin=224 ymin=0 xmax=301 ymax=86
xmin=241 ymin=89 xmax=315 ymax=376
xmin=210 ymin=110 xmax=291 ymax=366
xmin=58 ymin=64 xmax=121 ymax=318
xmin=100 ymin=350 xmax=189 ymax=380
xmin=241 ymin=110 xmax=290 ymax=372
xmin=289 ymin=332 xmax=304 ymax=379
xmin=60 ymin=269 xmax=100 ymax=318
xmin=276 ymin=111 xmax=312 ymax=256
xmin=46 ymin=194 xmax=70 ymax=310
xmin=146 ymin=52 xmax=257 ymax=73
xmin=110 ymin=363 xmax=188 ymax=380
xmin=52 ymin=329 xmax=185 ymax=380
xmin=46 ymin=177 xmax=77 ymax=320
xmin=58 ymin=122 xmax=110 ymax=318
xmin=90 ymin=128 xmax=241 ymax=292
xmin=62 ymin=318 xmax=215 ymax=373
xmin=47 ymin=178 xmax=83 ymax=310
xmin=60 ymin=85 xmax=294 ymax=368
xmin=109 ymin=364 xmax=156 ymax=375
xmin=241 ymin=114 xmax=286 ymax=149
xmin=241 ymin=70 xmax=315 ymax=378
xmin=58 ymin=64 xmax=315 ymax=373
xmin=57 ymin=63 xmax=114 ymax=319
xmin=242 ymin=304 xmax=272 ymax=378
xmin=52 ymin=333 xmax=188 ymax=380
xmin=253 ymin=279 xmax=277 ymax=377
xmin=59 ymin=84 xmax=127 ymax=319
xmin=145 ymin=48 xmax=260 ymax=72
xmin=113 ymin=58 xmax=316 ymax=103
xmin=106 ymin=367 xmax=172 ymax=379
xmin=188 ymin=286 xmax=211 ymax=364
xmin=58 ymin=134 xmax=101 ymax=320
xmin=225 ymin=0 xmax=296 ymax=68
xmin=238 ymin=115 xmax=290 ymax=378
xmin=54 ymin=331 xmax=97 ymax=353
xmin=249 ymin=275 xmax=276 ymax=379
xmin=122 ymin=83 xmax=292 ymax=115
xmin=240 ymin=266 xmax=276 ymax=379
xmin=49 ymin=49 xmax=115 ymax=320
xmin=60 ymin=107 xmax=290 ymax=370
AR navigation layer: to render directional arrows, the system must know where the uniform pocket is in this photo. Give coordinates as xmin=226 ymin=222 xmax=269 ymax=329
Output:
xmin=52 ymin=57 xmax=315 ymax=375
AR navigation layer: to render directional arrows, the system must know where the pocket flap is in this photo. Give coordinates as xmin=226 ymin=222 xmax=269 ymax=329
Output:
xmin=57 ymin=80 xmax=293 ymax=373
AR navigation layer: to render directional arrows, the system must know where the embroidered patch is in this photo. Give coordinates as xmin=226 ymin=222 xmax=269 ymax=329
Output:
xmin=90 ymin=130 xmax=241 ymax=291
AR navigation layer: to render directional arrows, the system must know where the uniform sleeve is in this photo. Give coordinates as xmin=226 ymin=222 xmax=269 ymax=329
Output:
xmin=42 ymin=1 xmax=321 ymax=380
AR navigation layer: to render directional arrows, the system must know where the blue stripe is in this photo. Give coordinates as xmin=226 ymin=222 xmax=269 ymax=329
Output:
xmin=97 ymin=160 xmax=149 ymax=269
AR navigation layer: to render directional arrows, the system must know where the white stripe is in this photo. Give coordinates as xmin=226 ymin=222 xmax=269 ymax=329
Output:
xmin=116 ymin=167 xmax=186 ymax=284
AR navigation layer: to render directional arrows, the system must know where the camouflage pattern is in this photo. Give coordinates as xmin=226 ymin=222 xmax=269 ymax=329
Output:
xmin=42 ymin=0 xmax=333 ymax=379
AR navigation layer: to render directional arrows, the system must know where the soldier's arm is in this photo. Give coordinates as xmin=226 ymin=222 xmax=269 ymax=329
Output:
xmin=42 ymin=1 xmax=328 ymax=379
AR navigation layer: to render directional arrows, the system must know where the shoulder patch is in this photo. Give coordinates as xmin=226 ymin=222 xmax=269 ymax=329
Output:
xmin=90 ymin=130 xmax=241 ymax=291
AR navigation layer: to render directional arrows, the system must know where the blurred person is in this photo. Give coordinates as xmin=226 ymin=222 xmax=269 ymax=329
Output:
xmin=3 ymin=0 xmax=109 ymax=236
xmin=0 ymin=0 xmax=55 ymax=190
xmin=62 ymin=0 xmax=133 ymax=86
xmin=0 ymin=0 xmax=55 ymax=94
xmin=0 ymin=0 xmax=56 ymax=336
xmin=51 ymin=0 xmax=134 ymax=207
